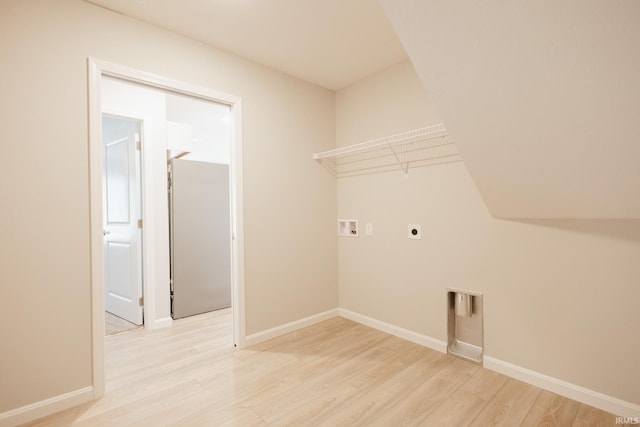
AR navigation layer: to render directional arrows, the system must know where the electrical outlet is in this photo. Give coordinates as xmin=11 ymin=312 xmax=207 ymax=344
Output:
xmin=408 ymin=224 xmax=421 ymax=239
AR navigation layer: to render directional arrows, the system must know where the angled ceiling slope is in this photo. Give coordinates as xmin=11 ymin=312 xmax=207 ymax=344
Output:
xmin=85 ymin=0 xmax=407 ymax=90
xmin=381 ymin=0 xmax=640 ymax=219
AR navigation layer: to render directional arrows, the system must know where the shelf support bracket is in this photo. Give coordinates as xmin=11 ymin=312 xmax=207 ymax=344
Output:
xmin=388 ymin=143 xmax=409 ymax=175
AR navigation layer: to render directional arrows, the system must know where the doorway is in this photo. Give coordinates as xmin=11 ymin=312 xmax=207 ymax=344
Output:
xmin=88 ymin=58 xmax=246 ymax=398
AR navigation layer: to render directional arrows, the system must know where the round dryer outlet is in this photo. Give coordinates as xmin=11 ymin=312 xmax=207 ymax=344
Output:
xmin=408 ymin=224 xmax=422 ymax=239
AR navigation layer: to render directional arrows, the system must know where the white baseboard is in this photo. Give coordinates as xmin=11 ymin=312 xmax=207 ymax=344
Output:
xmin=484 ymin=356 xmax=640 ymax=418
xmin=338 ymin=308 xmax=447 ymax=354
xmin=0 ymin=386 xmax=94 ymax=427
xmin=151 ymin=316 xmax=173 ymax=330
xmin=245 ymin=308 xmax=339 ymax=347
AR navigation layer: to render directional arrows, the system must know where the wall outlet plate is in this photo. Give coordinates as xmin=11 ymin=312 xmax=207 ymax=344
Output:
xmin=365 ymin=223 xmax=373 ymax=236
xmin=408 ymin=224 xmax=422 ymax=239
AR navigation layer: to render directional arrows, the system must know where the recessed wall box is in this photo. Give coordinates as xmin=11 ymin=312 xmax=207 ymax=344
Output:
xmin=447 ymin=289 xmax=483 ymax=365
xmin=338 ymin=219 xmax=358 ymax=237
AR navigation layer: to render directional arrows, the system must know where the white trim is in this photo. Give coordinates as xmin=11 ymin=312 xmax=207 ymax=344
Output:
xmin=152 ymin=316 xmax=174 ymax=330
xmin=90 ymin=58 xmax=242 ymax=106
xmin=230 ymin=100 xmax=246 ymax=349
xmin=0 ymin=386 xmax=93 ymax=427
xmin=88 ymin=59 xmax=106 ymax=399
xmin=245 ymin=309 xmax=340 ymax=347
xmin=88 ymin=58 xmax=246 ymax=396
xmin=338 ymin=308 xmax=447 ymax=353
xmin=484 ymin=356 xmax=640 ymax=418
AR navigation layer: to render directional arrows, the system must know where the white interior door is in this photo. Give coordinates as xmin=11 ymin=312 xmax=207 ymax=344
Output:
xmin=102 ymin=115 xmax=143 ymax=325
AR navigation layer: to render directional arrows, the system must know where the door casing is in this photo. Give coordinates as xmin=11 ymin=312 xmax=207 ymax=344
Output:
xmin=88 ymin=58 xmax=246 ymax=399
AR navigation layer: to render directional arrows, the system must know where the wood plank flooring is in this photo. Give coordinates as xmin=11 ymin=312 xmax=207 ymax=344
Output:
xmin=105 ymin=311 xmax=141 ymax=336
xmin=25 ymin=309 xmax=622 ymax=426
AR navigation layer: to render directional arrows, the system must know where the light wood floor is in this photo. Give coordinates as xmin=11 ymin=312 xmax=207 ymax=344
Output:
xmin=26 ymin=309 xmax=619 ymax=426
xmin=105 ymin=311 xmax=141 ymax=336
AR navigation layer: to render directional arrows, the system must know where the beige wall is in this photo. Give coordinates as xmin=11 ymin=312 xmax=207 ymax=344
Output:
xmin=2 ymin=0 xmax=637 ymax=416
xmin=380 ymin=0 xmax=640 ymax=219
xmin=0 ymin=0 xmax=337 ymax=413
xmin=336 ymin=60 xmax=640 ymax=404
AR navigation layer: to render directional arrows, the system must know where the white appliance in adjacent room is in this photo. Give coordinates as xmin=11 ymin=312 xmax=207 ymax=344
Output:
xmin=169 ymin=158 xmax=231 ymax=319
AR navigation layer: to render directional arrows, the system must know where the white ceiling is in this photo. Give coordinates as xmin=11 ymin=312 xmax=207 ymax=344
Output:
xmin=85 ymin=0 xmax=407 ymax=90
xmin=381 ymin=0 xmax=640 ymax=219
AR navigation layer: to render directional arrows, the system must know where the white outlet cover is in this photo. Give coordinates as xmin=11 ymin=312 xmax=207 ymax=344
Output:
xmin=408 ymin=224 xmax=422 ymax=239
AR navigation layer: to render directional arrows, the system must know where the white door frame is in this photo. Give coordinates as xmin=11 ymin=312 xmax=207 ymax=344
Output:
xmin=88 ymin=58 xmax=246 ymax=398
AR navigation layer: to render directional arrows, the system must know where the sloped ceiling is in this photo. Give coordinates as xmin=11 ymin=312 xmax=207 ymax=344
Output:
xmin=84 ymin=0 xmax=407 ymax=90
xmin=380 ymin=0 xmax=640 ymax=219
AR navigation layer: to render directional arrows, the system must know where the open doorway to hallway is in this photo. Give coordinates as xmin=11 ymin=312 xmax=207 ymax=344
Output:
xmin=100 ymin=76 xmax=234 ymax=328
xmin=88 ymin=58 xmax=246 ymax=397
xmin=100 ymin=81 xmax=234 ymax=337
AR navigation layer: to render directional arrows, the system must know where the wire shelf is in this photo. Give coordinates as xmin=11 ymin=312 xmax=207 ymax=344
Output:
xmin=313 ymin=124 xmax=461 ymax=178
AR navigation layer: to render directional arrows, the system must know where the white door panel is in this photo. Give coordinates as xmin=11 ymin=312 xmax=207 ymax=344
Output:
xmin=102 ymin=115 xmax=143 ymax=325
xmin=105 ymin=138 xmax=131 ymax=223
xmin=105 ymin=241 xmax=134 ymax=299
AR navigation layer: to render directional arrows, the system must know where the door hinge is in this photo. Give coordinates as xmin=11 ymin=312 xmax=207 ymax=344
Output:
xmin=138 ymin=297 xmax=144 ymax=307
xmin=136 ymin=140 xmax=142 ymax=151
xmin=138 ymin=219 xmax=143 ymax=229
